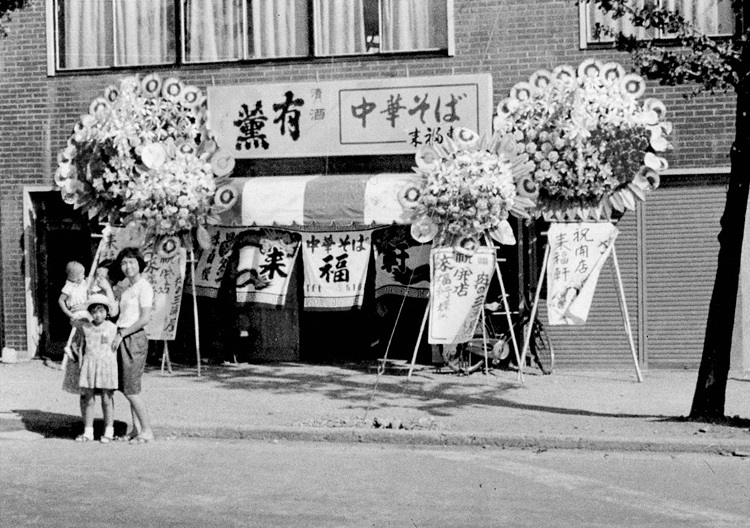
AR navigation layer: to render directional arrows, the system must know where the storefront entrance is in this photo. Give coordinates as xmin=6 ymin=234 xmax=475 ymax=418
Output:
xmin=25 ymin=189 xmax=98 ymax=359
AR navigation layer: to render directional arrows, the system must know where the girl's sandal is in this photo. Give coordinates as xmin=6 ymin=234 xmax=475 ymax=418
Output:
xmin=75 ymin=434 xmax=93 ymax=442
xmin=100 ymin=435 xmax=114 ymax=444
xmin=129 ymin=434 xmax=154 ymax=445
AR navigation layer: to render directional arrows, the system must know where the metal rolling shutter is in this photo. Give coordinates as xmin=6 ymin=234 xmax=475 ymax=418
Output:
xmin=539 ymin=212 xmax=640 ymax=369
xmin=643 ymin=179 xmax=727 ymax=368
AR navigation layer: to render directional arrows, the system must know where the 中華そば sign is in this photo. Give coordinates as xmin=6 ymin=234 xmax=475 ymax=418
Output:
xmin=207 ymin=74 xmax=492 ymax=158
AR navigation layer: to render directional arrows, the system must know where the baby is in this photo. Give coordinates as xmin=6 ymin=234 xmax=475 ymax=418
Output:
xmin=58 ymin=260 xmax=112 ymax=360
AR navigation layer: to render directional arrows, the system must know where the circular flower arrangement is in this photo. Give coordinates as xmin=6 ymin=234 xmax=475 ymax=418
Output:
xmin=405 ymin=127 xmax=536 ymax=249
xmin=54 ymin=73 xmax=226 ymax=238
xmin=493 ymin=59 xmax=672 ymax=221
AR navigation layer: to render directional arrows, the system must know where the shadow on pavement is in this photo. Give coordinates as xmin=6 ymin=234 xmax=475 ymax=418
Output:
xmin=11 ymin=410 xmax=128 ymax=439
xmin=157 ymin=362 xmax=672 ymax=421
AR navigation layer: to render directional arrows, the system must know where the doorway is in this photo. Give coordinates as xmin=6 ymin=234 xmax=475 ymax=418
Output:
xmin=25 ymin=189 xmax=97 ymax=359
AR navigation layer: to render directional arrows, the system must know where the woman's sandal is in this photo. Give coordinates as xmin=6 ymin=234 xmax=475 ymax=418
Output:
xmin=99 ymin=435 xmax=114 ymax=444
xmin=74 ymin=434 xmax=93 ymax=442
xmin=129 ymin=434 xmax=154 ymax=445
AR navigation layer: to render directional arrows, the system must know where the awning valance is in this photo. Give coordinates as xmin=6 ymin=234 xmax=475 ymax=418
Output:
xmin=214 ymin=173 xmax=420 ymax=231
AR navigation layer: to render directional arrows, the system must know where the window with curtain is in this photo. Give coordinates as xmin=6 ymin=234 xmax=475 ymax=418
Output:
xmin=54 ymin=0 xmax=450 ymax=71
xmin=583 ymin=0 xmax=734 ymax=45
xmin=57 ymin=0 xmax=175 ymax=70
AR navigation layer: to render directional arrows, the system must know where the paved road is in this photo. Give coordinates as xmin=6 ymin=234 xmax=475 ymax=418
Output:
xmin=1 ymin=437 xmax=749 ymax=527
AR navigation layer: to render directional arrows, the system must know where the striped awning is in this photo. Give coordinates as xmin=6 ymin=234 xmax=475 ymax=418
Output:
xmin=213 ymin=173 xmax=420 ymax=230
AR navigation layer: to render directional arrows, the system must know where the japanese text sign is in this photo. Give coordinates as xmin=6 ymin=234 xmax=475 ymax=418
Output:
xmin=208 ymin=74 xmax=492 ymax=158
xmin=301 ymin=230 xmax=373 ymax=311
xmin=234 ymin=231 xmax=300 ymax=307
xmin=428 ymin=247 xmax=495 ymax=345
xmin=97 ymin=225 xmax=186 ymax=340
xmin=546 ymin=222 xmax=618 ymax=325
xmin=373 ymin=227 xmax=430 ymax=299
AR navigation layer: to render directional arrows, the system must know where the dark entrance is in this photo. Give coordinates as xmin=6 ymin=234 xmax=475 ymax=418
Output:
xmin=31 ymin=191 xmax=97 ymax=359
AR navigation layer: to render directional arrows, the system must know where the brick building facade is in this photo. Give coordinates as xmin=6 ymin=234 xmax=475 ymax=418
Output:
xmin=0 ymin=0 xmax=736 ymax=368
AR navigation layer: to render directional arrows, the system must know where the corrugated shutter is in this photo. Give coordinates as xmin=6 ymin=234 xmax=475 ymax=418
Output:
xmin=644 ymin=181 xmax=726 ymax=367
xmin=539 ymin=212 xmax=640 ymax=368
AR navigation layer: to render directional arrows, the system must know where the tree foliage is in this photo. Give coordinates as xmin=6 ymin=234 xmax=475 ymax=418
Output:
xmin=582 ymin=0 xmax=750 ymax=421
xmin=0 ymin=0 xmax=30 ymax=38
xmin=586 ymin=0 xmax=746 ymax=95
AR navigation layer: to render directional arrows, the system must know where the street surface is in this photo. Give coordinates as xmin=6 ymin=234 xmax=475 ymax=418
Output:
xmin=1 ymin=438 xmax=748 ymax=527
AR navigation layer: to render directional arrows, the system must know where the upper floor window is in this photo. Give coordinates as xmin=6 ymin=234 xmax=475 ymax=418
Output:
xmin=52 ymin=0 xmax=452 ymax=72
xmin=580 ymin=0 xmax=735 ymax=47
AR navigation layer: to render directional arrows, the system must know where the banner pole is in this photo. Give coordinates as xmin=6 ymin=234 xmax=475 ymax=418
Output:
xmin=610 ymin=244 xmax=643 ymax=382
xmin=407 ymin=302 xmax=430 ymax=379
xmin=521 ymin=243 xmax=550 ymax=377
xmin=484 ymin=234 xmax=523 ymax=383
xmin=189 ymin=246 xmax=202 ymax=377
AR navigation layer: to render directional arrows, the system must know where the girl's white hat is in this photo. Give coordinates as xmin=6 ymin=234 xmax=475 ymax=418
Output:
xmin=84 ymin=293 xmax=113 ymax=313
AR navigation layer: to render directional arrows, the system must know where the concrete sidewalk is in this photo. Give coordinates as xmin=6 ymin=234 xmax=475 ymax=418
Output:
xmin=2 ymin=358 xmax=750 ymax=454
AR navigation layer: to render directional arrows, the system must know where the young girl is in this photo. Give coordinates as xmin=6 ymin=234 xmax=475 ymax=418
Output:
xmin=73 ymin=292 xmax=119 ymax=443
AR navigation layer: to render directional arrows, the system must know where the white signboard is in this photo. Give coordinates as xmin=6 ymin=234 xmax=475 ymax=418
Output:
xmin=547 ymin=222 xmax=618 ymax=325
xmin=428 ymin=247 xmax=495 ymax=345
xmin=208 ymin=74 xmax=492 ymax=158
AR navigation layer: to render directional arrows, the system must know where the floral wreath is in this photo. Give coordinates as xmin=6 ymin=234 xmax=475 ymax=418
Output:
xmin=493 ymin=59 xmax=672 ymax=221
xmin=402 ymin=127 xmax=536 ymax=250
xmin=54 ymin=74 xmax=234 ymax=244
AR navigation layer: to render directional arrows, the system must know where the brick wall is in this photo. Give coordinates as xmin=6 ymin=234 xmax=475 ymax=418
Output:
xmin=0 ymin=0 xmax=736 ymax=354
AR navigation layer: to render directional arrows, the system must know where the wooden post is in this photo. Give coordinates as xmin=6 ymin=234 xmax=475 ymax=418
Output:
xmin=610 ymin=245 xmax=643 ymax=382
xmin=189 ymin=247 xmax=202 ymax=377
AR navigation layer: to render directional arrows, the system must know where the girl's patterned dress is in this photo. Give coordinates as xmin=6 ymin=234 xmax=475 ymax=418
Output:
xmin=78 ymin=320 xmax=119 ymax=390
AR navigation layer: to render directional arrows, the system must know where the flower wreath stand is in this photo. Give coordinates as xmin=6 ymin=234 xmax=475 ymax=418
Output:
xmin=54 ymin=73 xmax=225 ymax=377
xmin=493 ymin=59 xmax=673 ymax=381
xmin=401 ymin=127 xmax=536 ymax=381
xmin=406 ymin=233 xmax=524 ymax=381
xmin=523 ymin=217 xmax=642 ymax=382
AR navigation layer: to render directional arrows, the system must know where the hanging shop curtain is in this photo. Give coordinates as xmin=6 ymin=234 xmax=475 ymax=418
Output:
xmin=251 ymin=0 xmax=309 ymax=58
xmin=381 ymin=0 xmax=447 ymax=52
xmin=114 ymin=0 xmax=173 ymax=66
xmin=313 ymin=0 xmax=366 ymax=56
xmin=185 ymin=0 xmax=243 ymax=62
xmin=60 ymin=0 xmax=113 ymax=69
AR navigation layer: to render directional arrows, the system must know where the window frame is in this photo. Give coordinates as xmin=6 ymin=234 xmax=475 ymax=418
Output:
xmin=578 ymin=0 xmax=735 ymax=50
xmin=47 ymin=0 xmax=455 ymax=75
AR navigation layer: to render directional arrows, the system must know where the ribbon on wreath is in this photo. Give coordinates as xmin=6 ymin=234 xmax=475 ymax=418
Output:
xmin=546 ymin=222 xmax=618 ymax=325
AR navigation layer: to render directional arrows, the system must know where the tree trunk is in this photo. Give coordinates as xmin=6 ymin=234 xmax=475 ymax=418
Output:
xmin=689 ymin=76 xmax=750 ymax=420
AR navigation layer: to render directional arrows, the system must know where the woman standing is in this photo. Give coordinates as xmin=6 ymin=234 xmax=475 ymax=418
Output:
xmin=112 ymin=247 xmax=155 ymax=444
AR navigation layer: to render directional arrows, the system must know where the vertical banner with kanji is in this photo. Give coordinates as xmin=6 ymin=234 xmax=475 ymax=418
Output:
xmin=372 ymin=227 xmax=431 ymax=299
xmin=234 ymin=231 xmax=300 ymax=306
xmin=428 ymin=247 xmax=495 ymax=345
xmin=97 ymin=225 xmax=186 ymax=340
xmin=301 ymin=231 xmax=372 ymax=310
xmin=546 ymin=222 xmax=618 ymax=325
xmin=189 ymin=226 xmax=244 ymax=298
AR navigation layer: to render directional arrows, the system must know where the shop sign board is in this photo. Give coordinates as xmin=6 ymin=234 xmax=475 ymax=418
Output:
xmin=208 ymin=74 xmax=492 ymax=158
